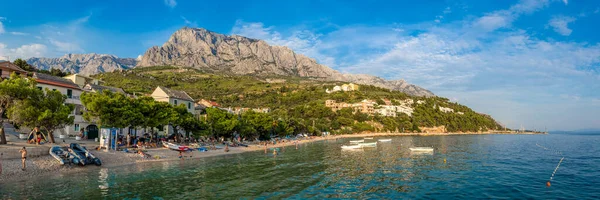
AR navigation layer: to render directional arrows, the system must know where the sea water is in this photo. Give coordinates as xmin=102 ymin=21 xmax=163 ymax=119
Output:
xmin=1 ymin=133 xmax=599 ymax=199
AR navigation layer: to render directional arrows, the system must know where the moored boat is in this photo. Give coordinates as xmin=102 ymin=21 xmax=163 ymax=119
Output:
xmin=349 ymin=140 xmax=364 ymax=143
xmin=341 ymin=145 xmax=362 ymax=149
xmin=364 ymin=137 xmax=373 ymax=139
xmin=163 ymin=142 xmax=193 ymax=151
xmin=378 ymin=139 xmax=392 ymax=142
xmin=49 ymin=146 xmax=78 ymax=165
xmin=409 ymin=147 xmax=434 ymax=152
xmin=69 ymin=143 xmax=101 ymax=166
xmin=358 ymin=142 xmax=377 ymax=147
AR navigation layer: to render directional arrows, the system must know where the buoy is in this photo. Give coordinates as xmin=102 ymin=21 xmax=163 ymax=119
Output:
xmin=546 ymin=181 xmax=551 ymax=187
xmin=444 ymin=158 xmax=446 ymax=163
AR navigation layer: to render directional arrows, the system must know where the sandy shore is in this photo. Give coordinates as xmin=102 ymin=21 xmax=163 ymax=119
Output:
xmin=0 ymin=131 xmax=542 ymax=182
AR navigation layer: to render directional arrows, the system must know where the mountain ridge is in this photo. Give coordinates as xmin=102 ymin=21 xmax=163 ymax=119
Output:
xmin=26 ymin=53 xmax=137 ymax=76
xmin=138 ymin=27 xmax=434 ymax=97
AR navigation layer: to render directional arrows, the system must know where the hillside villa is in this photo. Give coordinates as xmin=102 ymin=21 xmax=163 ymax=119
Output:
xmin=326 ymin=99 xmax=414 ymax=117
xmin=325 ymin=83 xmax=359 ymax=93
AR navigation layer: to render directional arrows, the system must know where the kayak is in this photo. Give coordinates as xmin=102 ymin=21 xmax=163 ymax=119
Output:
xmin=378 ymin=139 xmax=392 ymax=142
xmin=349 ymin=140 xmax=364 ymax=143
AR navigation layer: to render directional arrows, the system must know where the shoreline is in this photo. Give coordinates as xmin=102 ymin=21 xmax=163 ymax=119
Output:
xmin=0 ymin=131 xmax=543 ymax=182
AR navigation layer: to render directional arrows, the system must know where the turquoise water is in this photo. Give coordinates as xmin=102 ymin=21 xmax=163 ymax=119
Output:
xmin=1 ymin=133 xmax=599 ymax=199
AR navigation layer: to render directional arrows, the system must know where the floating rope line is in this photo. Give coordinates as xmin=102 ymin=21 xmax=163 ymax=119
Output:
xmin=547 ymin=157 xmax=565 ymax=187
xmin=536 ymin=143 xmax=562 ymax=155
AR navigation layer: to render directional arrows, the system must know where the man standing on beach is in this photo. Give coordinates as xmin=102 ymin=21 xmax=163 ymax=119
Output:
xmin=19 ymin=147 xmax=27 ymax=171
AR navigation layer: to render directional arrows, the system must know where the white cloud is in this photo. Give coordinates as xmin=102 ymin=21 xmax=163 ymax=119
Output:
xmin=472 ymin=0 xmax=549 ymax=32
xmin=230 ymin=20 xmax=337 ymax=66
xmin=443 ymin=7 xmax=451 ymax=14
xmin=10 ymin=32 xmax=29 ymax=36
xmin=548 ymin=15 xmax=576 ymax=36
xmin=181 ymin=16 xmax=197 ymax=27
xmin=164 ymin=0 xmax=177 ymax=8
xmin=0 ymin=43 xmax=48 ymax=60
xmin=562 ymin=0 xmax=568 ymax=5
xmin=49 ymin=39 xmax=83 ymax=53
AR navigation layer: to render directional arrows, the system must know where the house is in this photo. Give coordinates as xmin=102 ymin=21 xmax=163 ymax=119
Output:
xmin=376 ymin=106 xmax=397 ymax=117
xmin=349 ymin=83 xmax=359 ymax=91
xmin=341 ymin=84 xmax=351 ymax=91
xmin=151 ymin=86 xmax=195 ymax=113
xmin=32 ymin=73 xmax=97 ymax=138
xmin=197 ymin=99 xmax=220 ymax=108
xmin=83 ymin=83 xmax=126 ymax=94
xmin=63 ymin=74 xmax=100 ymax=87
xmin=0 ymin=61 xmax=27 ymax=79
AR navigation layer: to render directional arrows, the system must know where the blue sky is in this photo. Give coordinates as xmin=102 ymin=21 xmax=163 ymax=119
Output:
xmin=1 ymin=0 xmax=599 ymax=130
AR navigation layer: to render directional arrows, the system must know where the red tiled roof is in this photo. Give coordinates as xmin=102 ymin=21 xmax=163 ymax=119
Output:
xmin=33 ymin=73 xmax=81 ymax=90
xmin=0 ymin=61 xmax=27 ymax=72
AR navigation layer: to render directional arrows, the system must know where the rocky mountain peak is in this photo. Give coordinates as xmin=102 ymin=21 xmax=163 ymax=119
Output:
xmin=137 ymin=27 xmax=434 ymax=96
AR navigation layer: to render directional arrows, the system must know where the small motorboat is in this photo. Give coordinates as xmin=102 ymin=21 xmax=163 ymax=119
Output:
xmin=341 ymin=145 xmax=362 ymax=149
xmin=358 ymin=142 xmax=377 ymax=147
xmin=69 ymin=143 xmax=101 ymax=166
xmin=364 ymin=137 xmax=373 ymax=139
xmin=409 ymin=147 xmax=434 ymax=152
xmin=378 ymin=139 xmax=392 ymax=142
xmin=49 ymin=146 xmax=78 ymax=165
xmin=163 ymin=142 xmax=193 ymax=151
xmin=349 ymin=140 xmax=364 ymax=143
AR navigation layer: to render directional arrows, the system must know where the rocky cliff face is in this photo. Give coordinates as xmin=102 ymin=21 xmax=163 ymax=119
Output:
xmin=138 ymin=27 xmax=434 ymax=96
xmin=27 ymin=53 xmax=137 ymax=76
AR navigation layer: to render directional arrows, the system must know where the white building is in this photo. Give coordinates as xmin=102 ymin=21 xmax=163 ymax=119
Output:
xmin=151 ymin=86 xmax=195 ymax=113
xmin=33 ymin=73 xmax=96 ymax=138
xmin=151 ymin=86 xmax=195 ymax=136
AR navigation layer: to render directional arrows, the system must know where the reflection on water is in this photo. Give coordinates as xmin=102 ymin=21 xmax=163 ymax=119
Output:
xmin=1 ymin=134 xmax=599 ymax=199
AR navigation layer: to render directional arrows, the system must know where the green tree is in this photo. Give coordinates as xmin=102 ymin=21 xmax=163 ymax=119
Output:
xmin=8 ymin=89 xmax=74 ymax=143
xmin=205 ymin=108 xmax=238 ymax=138
xmin=12 ymin=59 xmax=36 ymax=72
xmin=0 ymin=74 xmax=39 ymax=144
xmin=81 ymin=91 xmax=135 ymax=128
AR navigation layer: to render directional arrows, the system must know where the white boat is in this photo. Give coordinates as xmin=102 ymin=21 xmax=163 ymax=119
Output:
xmin=341 ymin=145 xmax=362 ymax=149
xmin=349 ymin=140 xmax=364 ymax=143
xmin=409 ymin=147 xmax=434 ymax=152
xmin=358 ymin=142 xmax=377 ymax=147
xmin=378 ymin=139 xmax=392 ymax=142
xmin=163 ymin=142 xmax=193 ymax=151
xmin=364 ymin=137 xmax=373 ymax=139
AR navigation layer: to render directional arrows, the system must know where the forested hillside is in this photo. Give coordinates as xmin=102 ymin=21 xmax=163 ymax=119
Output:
xmin=94 ymin=66 xmax=501 ymax=135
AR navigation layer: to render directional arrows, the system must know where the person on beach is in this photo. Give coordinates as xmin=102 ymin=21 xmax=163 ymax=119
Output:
xmin=126 ymin=134 xmax=131 ymax=148
xmin=0 ymin=153 xmax=3 ymax=175
xmin=19 ymin=147 xmax=27 ymax=171
xmin=225 ymin=144 xmax=230 ymax=152
xmin=178 ymin=151 xmax=183 ymax=160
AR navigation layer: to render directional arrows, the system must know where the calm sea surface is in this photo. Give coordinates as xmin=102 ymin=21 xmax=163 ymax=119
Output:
xmin=1 ymin=133 xmax=599 ymax=199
